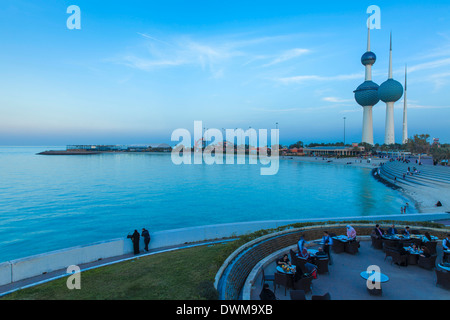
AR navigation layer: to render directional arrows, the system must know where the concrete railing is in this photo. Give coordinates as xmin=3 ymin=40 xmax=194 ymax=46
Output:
xmin=0 ymin=219 xmax=329 ymax=287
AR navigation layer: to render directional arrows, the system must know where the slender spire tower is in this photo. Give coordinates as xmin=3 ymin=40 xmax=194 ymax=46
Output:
xmin=354 ymin=19 xmax=379 ymax=145
xmin=378 ymin=32 xmax=403 ymax=145
xmin=402 ymin=65 xmax=408 ymax=144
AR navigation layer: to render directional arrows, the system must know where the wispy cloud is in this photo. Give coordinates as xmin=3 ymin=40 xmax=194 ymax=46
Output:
xmin=111 ymin=34 xmax=245 ymax=77
xmin=322 ymin=96 xmax=354 ymax=103
xmin=110 ymin=32 xmax=313 ymax=78
xmin=262 ymin=48 xmax=310 ymax=67
xmin=408 ymin=57 xmax=450 ymax=73
xmin=275 ymin=73 xmax=363 ymax=84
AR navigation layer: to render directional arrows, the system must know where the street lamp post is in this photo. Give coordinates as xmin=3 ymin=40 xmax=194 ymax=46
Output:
xmin=343 ymin=117 xmax=347 ymax=145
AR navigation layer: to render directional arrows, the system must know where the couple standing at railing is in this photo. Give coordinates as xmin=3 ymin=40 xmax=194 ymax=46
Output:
xmin=127 ymin=228 xmax=151 ymax=254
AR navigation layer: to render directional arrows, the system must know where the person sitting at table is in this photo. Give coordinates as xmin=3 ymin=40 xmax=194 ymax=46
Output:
xmin=346 ymin=225 xmax=357 ymax=241
xmin=315 ymin=247 xmax=328 ymax=259
xmin=422 ymin=232 xmax=432 ymax=243
xmin=276 ymin=254 xmax=291 ymax=267
xmin=259 ymin=283 xmax=277 ymax=301
xmin=297 ymin=235 xmax=311 ymax=260
xmin=420 ymin=246 xmax=431 ymax=258
xmin=387 ymin=224 xmax=398 ymax=235
xmin=295 ymin=261 xmax=318 ymax=280
xmin=298 ymin=245 xmax=311 ymax=261
xmin=373 ymin=224 xmax=384 ymax=239
xmin=402 ymin=226 xmax=411 ymax=237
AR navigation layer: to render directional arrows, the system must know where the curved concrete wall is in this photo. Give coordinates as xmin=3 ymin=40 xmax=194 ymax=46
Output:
xmin=1 ymin=214 xmax=449 ymax=287
xmin=0 ymin=219 xmax=315 ymax=286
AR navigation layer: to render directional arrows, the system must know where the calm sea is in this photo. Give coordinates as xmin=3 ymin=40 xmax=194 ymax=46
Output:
xmin=0 ymin=146 xmax=414 ymax=262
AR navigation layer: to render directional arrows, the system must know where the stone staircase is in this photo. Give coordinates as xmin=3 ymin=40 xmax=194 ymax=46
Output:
xmin=378 ymin=161 xmax=450 ymax=189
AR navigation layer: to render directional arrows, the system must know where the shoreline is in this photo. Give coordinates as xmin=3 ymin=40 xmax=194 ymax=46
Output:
xmin=281 ymin=155 xmax=450 ymax=215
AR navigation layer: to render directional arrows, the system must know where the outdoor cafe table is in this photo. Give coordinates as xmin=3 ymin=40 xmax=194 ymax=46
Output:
xmin=307 ymin=249 xmax=318 ymax=257
xmin=332 ymin=235 xmax=357 ymax=253
xmin=276 ymin=265 xmax=296 ymax=275
xmin=360 ymin=270 xmax=389 ymax=296
xmin=383 ymin=234 xmax=437 ymax=246
xmin=333 ymin=235 xmax=350 ymax=242
xmin=404 ymin=247 xmax=423 ymax=265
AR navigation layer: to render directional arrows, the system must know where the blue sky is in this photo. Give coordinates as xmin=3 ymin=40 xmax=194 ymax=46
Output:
xmin=0 ymin=0 xmax=449 ymax=146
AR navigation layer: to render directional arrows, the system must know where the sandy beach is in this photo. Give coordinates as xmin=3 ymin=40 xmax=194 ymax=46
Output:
xmin=282 ymin=156 xmax=450 ymax=214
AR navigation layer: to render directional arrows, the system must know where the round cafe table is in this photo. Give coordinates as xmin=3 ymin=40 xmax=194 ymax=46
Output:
xmin=276 ymin=265 xmax=296 ymax=275
xmin=360 ymin=271 xmax=389 ymax=296
xmin=404 ymin=247 xmax=422 ymax=265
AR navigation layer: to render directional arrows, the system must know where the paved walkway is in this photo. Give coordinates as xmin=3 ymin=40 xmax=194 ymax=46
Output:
xmin=251 ymin=240 xmax=450 ymax=300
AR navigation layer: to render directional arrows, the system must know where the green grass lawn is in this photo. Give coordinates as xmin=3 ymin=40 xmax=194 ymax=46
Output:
xmin=2 ymin=243 xmax=231 ymax=300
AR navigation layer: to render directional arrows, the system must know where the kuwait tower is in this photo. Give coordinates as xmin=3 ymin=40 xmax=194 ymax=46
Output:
xmin=378 ymin=32 xmax=404 ymax=145
xmin=354 ymin=22 xmax=379 ymax=145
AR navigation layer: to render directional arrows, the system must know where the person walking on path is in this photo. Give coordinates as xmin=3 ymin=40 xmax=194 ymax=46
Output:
xmin=141 ymin=228 xmax=151 ymax=252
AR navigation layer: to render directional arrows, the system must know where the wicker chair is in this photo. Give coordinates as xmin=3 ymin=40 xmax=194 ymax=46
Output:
xmin=384 ymin=249 xmax=396 ymax=262
xmin=382 ymin=239 xmax=398 ymax=252
xmin=274 ymin=272 xmax=294 ymax=296
xmin=435 ymin=268 xmax=450 ymax=289
xmin=315 ymin=258 xmax=329 ymax=274
xmin=289 ymin=289 xmax=307 ymax=300
xmin=371 ymin=235 xmax=383 ymax=250
xmin=293 ymin=275 xmax=313 ymax=294
xmin=290 ymin=249 xmax=301 ymax=266
xmin=261 ymin=268 xmax=275 ymax=285
xmin=391 ymin=251 xmax=408 ymax=267
xmin=345 ymin=240 xmax=359 ymax=254
xmin=311 ymin=292 xmax=331 ymax=300
xmin=418 ymin=254 xmax=437 ymax=270
xmin=332 ymin=240 xmax=345 ymax=253
xmin=424 ymin=241 xmax=437 ymax=255
xmin=294 ymin=257 xmax=308 ymax=273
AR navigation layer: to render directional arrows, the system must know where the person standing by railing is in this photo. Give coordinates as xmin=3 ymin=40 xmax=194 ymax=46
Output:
xmin=141 ymin=228 xmax=151 ymax=252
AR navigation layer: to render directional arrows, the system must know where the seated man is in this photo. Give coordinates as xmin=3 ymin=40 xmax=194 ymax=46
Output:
xmin=402 ymin=226 xmax=411 ymax=237
xmin=373 ymin=224 xmax=384 ymax=239
xmin=259 ymin=284 xmax=276 ymax=300
xmin=387 ymin=224 xmax=398 ymax=235
xmin=315 ymin=247 xmax=328 ymax=259
xmin=276 ymin=254 xmax=291 ymax=267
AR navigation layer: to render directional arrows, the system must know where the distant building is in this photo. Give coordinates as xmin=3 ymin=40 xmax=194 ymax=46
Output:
xmin=303 ymin=146 xmax=364 ymax=156
xmin=282 ymin=147 xmax=305 ymax=156
xmin=66 ymin=144 xmax=172 ymax=152
xmin=432 ymin=138 xmax=440 ymax=147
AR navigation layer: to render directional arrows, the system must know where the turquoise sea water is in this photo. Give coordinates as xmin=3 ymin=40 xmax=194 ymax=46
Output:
xmin=0 ymin=146 xmax=414 ymax=262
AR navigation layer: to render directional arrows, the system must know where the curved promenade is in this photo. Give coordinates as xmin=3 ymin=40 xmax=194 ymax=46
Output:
xmin=378 ymin=162 xmax=450 ymax=212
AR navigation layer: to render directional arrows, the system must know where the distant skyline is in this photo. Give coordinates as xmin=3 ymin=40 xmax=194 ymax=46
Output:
xmin=1 ymin=0 xmax=450 ymax=146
